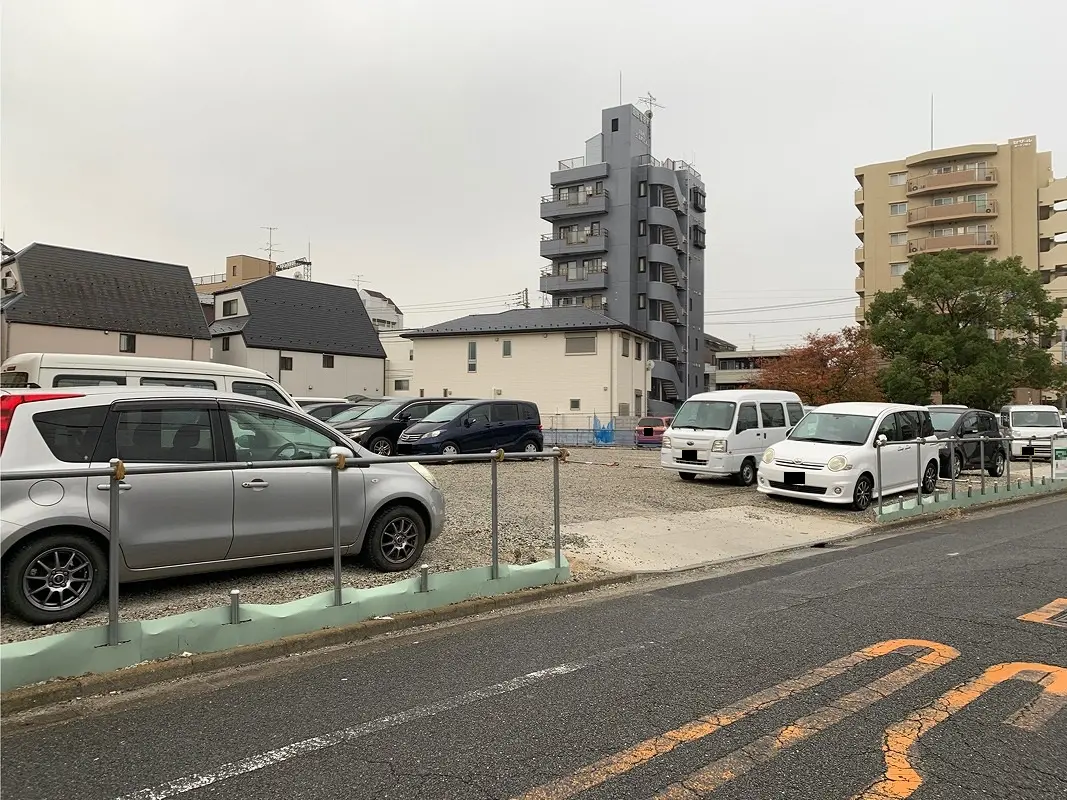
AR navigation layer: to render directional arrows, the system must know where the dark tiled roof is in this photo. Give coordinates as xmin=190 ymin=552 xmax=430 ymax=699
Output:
xmin=211 ymin=276 xmax=386 ymax=359
xmin=2 ymin=243 xmax=210 ymax=339
xmin=405 ymin=307 xmax=645 ymax=338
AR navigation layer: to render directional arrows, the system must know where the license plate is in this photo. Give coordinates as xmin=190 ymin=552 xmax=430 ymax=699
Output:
xmin=644 ymin=428 xmax=653 ymax=435
xmin=1022 ymin=446 xmax=1035 ymax=456
xmin=784 ymin=471 xmax=805 ymax=485
xmin=682 ymin=449 xmax=698 ymax=461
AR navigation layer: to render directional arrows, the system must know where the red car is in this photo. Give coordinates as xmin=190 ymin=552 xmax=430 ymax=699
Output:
xmin=634 ymin=416 xmax=673 ymax=447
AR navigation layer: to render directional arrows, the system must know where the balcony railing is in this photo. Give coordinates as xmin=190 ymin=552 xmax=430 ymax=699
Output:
xmin=557 ymin=156 xmax=585 ymax=170
xmin=855 ymin=246 xmax=865 ymax=263
xmin=907 ymin=231 xmax=999 ymax=255
xmin=855 ymin=275 xmax=865 ymax=293
xmin=540 ymin=189 xmax=609 ymax=205
xmin=635 ymin=154 xmax=702 ymax=181
xmin=193 ymin=273 xmax=226 ymax=285
xmin=907 ymin=199 xmax=999 ymax=226
xmin=907 ymin=167 xmax=998 ymax=196
xmin=854 ymin=187 xmax=864 ymax=206
xmin=539 ymin=189 xmax=610 ymax=220
xmin=540 ymin=229 xmax=607 ymax=245
xmin=855 ymin=216 xmax=864 ymax=235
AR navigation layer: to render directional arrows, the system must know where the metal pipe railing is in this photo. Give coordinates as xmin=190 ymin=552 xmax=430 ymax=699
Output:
xmin=3 ymin=447 xmax=565 ymax=640
xmin=874 ymin=433 xmax=1065 ymax=514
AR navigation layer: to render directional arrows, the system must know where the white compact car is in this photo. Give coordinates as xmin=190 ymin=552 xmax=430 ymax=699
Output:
xmin=756 ymin=402 xmax=941 ymax=511
xmin=998 ymin=404 xmax=1064 ymax=461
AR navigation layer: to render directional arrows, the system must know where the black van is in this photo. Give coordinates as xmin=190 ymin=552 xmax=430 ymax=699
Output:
xmin=332 ymin=397 xmax=466 ymax=456
xmin=397 ymin=400 xmax=543 ymax=456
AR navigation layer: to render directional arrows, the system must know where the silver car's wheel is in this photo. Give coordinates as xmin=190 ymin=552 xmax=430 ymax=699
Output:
xmin=364 ymin=506 xmax=427 ymax=572
xmin=852 ymin=474 xmax=874 ymax=511
xmin=369 ymin=436 xmax=393 ymax=457
xmin=523 ymin=440 xmax=540 ymax=453
xmin=3 ymin=533 xmax=107 ymax=624
xmin=951 ymin=451 xmax=963 ymax=479
xmin=24 ymin=547 xmax=94 ymax=612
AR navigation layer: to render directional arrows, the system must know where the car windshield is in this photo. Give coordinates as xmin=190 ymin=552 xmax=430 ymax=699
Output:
xmin=637 ymin=417 xmax=665 ymax=427
xmin=327 ymin=405 xmax=375 ymax=424
xmin=788 ymin=412 xmax=876 ymax=446
xmin=422 ymin=402 xmax=474 ymax=423
xmin=1011 ymin=410 xmax=1061 ymax=428
xmin=670 ymin=400 xmax=736 ymax=431
xmin=929 ymin=410 xmax=964 ymax=432
xmin=352 ymin=400 xmax=408 ymax=421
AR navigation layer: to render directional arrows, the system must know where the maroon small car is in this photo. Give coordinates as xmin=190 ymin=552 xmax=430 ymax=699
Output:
xmin=634 ymin=416 xmax=673 ymax=447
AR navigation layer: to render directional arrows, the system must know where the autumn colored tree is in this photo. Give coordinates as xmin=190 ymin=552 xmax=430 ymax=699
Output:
xmin=749 ymin=326 xmax=884 ymax=405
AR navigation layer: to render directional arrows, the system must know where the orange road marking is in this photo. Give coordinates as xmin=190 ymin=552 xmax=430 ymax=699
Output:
xmin=852 ymin=662 xmax=1067 ymax=800
xmin=1018 ymin=598 xmax=1067 ymax=628
xmin=650 ymin=642 xmax=958 ymax=799
xmin=509 ymin=639 xmax=958 ymax=800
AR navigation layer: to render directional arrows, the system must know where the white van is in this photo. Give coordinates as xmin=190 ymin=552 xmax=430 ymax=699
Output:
xmin=998 ymin=404 xmax=1065 ymax=461
xmin=0 ymin=353 xmax=298 ymax=409
xmin=661 ymin=389 xmax=805 ymax=485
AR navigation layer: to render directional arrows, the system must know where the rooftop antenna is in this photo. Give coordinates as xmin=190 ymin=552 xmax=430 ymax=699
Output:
xmin=619 ymin=71 xmax=623 ymax=105
xmin=637 ymin=92 xmax=665 ymax=150
xmin=929 ymin=93 xmax=935 ymax=150
xmin=260 ymin=226 xmax=281 ymax=264
xmin=352 ymin=274 xmax=366 ymax=291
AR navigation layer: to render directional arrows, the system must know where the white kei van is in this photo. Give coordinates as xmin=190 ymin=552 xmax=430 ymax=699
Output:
xmin=661 ymin=389 xmax=805 ymax=485
xmin=0 ymin=353 xmax=298 ymax=409
xmin=998 ymin=404 xmax=1065 ymax=460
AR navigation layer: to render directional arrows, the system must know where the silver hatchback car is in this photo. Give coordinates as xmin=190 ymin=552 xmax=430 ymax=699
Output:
xmin=0 ymin=387 xmax=446 ymax=624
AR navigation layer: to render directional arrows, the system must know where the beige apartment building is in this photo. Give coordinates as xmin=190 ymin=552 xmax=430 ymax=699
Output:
xmin=193 ymin=255 xmax=278 ymax=294
xmin=854 ymin=136 xmax=1067 ymax=339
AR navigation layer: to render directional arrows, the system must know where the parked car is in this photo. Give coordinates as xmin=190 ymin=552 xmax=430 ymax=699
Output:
xmin=998 ymin=404 xmax=1065 ymax=461
xmin=927 ymin=406 xmax=1006 ymax=479
xmin=0 ymin=353 xmax=298 ymax=409
xmin=293 ymin=395 xmax=349 ymax=407
xmin=332 ymin=397 xmax=465 ymax=456
xmin=0 ymin=387 xmax=445 ymax=624
xmin=325 ymin=398 xmax=391 ymax=427
xmin=397 ymin=400 xmax=543 ymax=455
xmin=300 ymin=400 xmax=363 ymax=423
xmin=634 ymin=416 xmax=673 ymax=447
xmin=756 ymin=402 xmax=940 ymax=511
xmin=660 ymin=390 xmax=805 ymax=486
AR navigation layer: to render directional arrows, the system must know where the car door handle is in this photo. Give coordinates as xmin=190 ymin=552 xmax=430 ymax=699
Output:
xmin=241 ymin=479 xmax=270 ymax=489
xmin=96 ymin=482 xmax=132 ymax=491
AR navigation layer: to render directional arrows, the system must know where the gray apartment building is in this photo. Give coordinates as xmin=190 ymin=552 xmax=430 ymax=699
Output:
xmin=538 ymin=104 xmax=707 ymax=414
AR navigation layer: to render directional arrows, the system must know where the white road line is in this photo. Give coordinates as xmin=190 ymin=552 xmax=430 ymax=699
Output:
xmin=113 ymin=641 xmax=652 ymax=800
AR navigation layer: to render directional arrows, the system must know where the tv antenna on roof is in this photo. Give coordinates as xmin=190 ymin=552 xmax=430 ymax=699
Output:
xmin=637 ymin=92 xmax=664 ymax=121
xmin=260 ymin=226 xmax=282 ymax=263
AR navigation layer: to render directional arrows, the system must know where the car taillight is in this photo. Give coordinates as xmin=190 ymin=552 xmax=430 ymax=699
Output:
xmin=538 ymin=424 xmax=543 ymax=431
xmin=0 ymin=393 xmax=83 ymax=453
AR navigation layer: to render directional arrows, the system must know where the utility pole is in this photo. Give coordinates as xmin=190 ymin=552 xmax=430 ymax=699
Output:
xmin=521 ymin=288 xmax=530 ymax=308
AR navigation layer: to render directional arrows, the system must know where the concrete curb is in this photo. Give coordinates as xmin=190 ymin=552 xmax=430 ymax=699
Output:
xmin=871 ymin=482 xmax=1067 ymax=532
xmin=0 ymin=573 xmax=635 ymax=717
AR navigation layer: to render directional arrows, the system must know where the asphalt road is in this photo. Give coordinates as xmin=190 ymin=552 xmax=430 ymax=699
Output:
xmin=2 ymin=498 xmax=1066 ymax=800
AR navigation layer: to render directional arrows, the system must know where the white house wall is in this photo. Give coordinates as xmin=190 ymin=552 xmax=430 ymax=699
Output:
xmin=2 ymin=322 xmax=210 ymax=362
xmin=381 ymin=330 xmax=415 ymax=396
xmin=241 ymin=347 xmax=384 ymax=397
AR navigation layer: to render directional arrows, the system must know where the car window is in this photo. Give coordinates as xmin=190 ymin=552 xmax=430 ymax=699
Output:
xmin=1 ymin=371 xmax=29 ymax=387
xmin=919 ymin=411 xmax=935 ymax=437
xmin=896 ymin=411 xmax=919 ymax=440
xmin=958 ymin=412 xmax=977 ymax=433
xmin=401 ymin=403 xmax=431 ymax=420
xmin=759 ymin=402 xmax=786 ymax=428
xmin=226 ymin=407 xmax=337 ymax=461
xmin=786 ymin=402 xmax=805 ymax=426
xmin=979 ymin=413 xmax=998 ymax=433
xmin=492 ymin=403 xmax=519 ymax=422
xmin=114 ymin=407 xmax=215 ymax=463
xmin=736 ymin=403 xmax=758 ymax=433
xmin=54 ymin=374 xmax=126 ymax=387
xmin=466 ymin=405 xmax=491 ymax=426
xmin=140 ymin=377 xmax=217 ymax=389
xmin=231 ymin=381 xmax=288 ymax=406
xmin=638 ymin=417 xmax=664 ymax=427
xmin=522 ymin=403 xmax=540 ymax=422
xmin=876 ymin=414 xmax=900 ymax=443
xmin=306 ymin=405 xmax=336 ymax=421
xmin=33 ymin=406 xmax=108 ymax=463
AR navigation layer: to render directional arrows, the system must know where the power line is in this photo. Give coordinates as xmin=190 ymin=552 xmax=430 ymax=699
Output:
xmin=400 ymin=292 xmax=521 ymax=311
xmin=708 ymin=313 xmax=855 ymax=326
xmin=703 ymin=297 xmax=854 ymax=316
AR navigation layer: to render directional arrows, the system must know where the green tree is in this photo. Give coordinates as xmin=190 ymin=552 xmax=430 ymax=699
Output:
xmin=866 ymin=251 xmax=1065 ymax=409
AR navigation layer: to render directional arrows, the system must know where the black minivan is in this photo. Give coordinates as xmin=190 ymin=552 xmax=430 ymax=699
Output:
xmin=332 ymin=397 xmax=465 ymax=456
xmin=397 ymin=400 xmax=543 ymax=455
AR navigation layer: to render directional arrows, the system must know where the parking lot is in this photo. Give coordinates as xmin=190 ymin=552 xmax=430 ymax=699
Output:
xmin=0 ymin=448 xmax=1054 ymax=643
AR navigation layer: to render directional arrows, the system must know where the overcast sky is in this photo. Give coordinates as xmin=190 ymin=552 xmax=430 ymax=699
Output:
xmin=3 ymin=0 xmax=1065 ymax=350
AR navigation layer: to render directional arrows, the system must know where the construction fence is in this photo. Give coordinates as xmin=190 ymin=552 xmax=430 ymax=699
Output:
xmin=541 ymin=414 xmax=647 ymax=448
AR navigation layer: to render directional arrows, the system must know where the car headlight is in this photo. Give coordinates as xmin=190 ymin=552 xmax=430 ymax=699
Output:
xmin=711 ymin=439 xmax=727 ymax=453
xmin=762 ymin=447 xmax=774 ymax=464
xmin=826 ymin=455 xmax=850 ymax=472
xmin=410 ymin=462 xmax=439 ymax=489
xmin=661 ymin=435 xmax=671 ymax=449
xmin=421 ymin=429 xmax=443 ymax=439
xmin=347 ymin=427 xmax=370 ymax=438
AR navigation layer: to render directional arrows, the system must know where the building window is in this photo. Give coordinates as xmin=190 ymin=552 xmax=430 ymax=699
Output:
xmin=618 ymin=403 xmax=630 ymax=417
xmin=638 ymin=220 xmax=647 ymax=236
xmin=889 ymin=172 xmax=907 ymax=186
xmin=231 ymin=265 xmax=237 ymax=276
xmin=636 ymin=341 xmax=643 ymax=360
xmin=890 ymin=202 xmax=908 ymax=216
xmin=502 ymin=340 xmax=512 ymax=357
xmin=621 ymin=335 xmax=630 ymax=357
xmin=222 ymin=299 xmax=238 ymax=316
xmin=570 ymin=398 xmax=581 ymax=410
xmin=419 ymin=388 xmax=425 ymax=397
xmin=638 ymin=180 xmax=647 ymax=197
xmin=409 ymin=349 xmax=414 ymax=361
xmin=890 ymin=232 xmax=908 ymax=246
xmin=280 ymin=356 xmax=293 ymax=371
xmin=933 ymin=196 xmax=956 ymax=206
xmin=638 ymin=293 xmax=647 ymax=310
xmin=638 ymin=256 xmax=646 ymax=273
xmin=322 ymin=354 xmax=334 ymax=368
xmin=565 ymin=334 xmax=596 ymax=355
xmin=890 ymin=262 xmax=909 ymax=277
xmin=443 ymin=388 xmax=450 ymax=397
xmin=221 ymin=336 xmax=231 ymax=352
xmin=394 ymin=379 xmax=410 ymax=391
xmin=611 ymin=117 xmax=619 ymax=132
xmin=119 ymin=334 xmax=136 ymax=353
xmin=467 ymin=341 xmax=477 ymax=372
xmin=691 ymin=188 xmax=707 ymax=212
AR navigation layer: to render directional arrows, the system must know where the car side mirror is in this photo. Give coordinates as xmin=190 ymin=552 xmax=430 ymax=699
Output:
xmin=463 ymin=418 xmax=473 ymax=427
xmin=875 ymin=433 xmax=888 ymax=446
xmin=329 ymin=445 xmax=355 ymax=460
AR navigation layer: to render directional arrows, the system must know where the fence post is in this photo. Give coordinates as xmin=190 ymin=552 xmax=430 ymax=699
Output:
xmin=490 ymin=451 xmax=500 ymax=580
xmin=949 ymin=436 xmax=957 ymax=500
xmin=915 ymin=438 xmax=923 ymax=507
xmin=1029 ymin=439 xmax=1035 ymax=486
xmin=107 ymin=458 xmax=125 ymax=647
xmin=553 ymin=451 xmax=562 ymax=569
xmin=1004 ymin=437 xmax=1011 ymax=490
xmin=875 ymin=441 xmax=883 ymax=515
xmin=229 ymin=589 xmax=241 ymax=624
xmin=979 ymin=437 xmax=986 ymax=495
xmin=331 ymin=454 xmax=344 ymax=607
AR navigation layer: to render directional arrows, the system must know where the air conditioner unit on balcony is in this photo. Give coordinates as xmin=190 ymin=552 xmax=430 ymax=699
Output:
xmin=908 ymin=244 xmax=919 ymax=253
xmin=1 ymin=275 xmax=17 ymax=292
xmin=985 ymin=206 xmax=994 ymax=213
xmin=986 ymin=238 xmax=995 ymax=246
xmin=984 ymin=173 xmax=995 ymax=181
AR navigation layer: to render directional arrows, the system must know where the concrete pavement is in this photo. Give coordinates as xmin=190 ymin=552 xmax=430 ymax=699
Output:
xmin=2 ymin=496 xmax=1065 ymax=799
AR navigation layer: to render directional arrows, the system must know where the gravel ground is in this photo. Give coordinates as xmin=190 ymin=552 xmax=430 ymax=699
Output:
xmin=0 ymin=448 xmax=889 ymax=643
